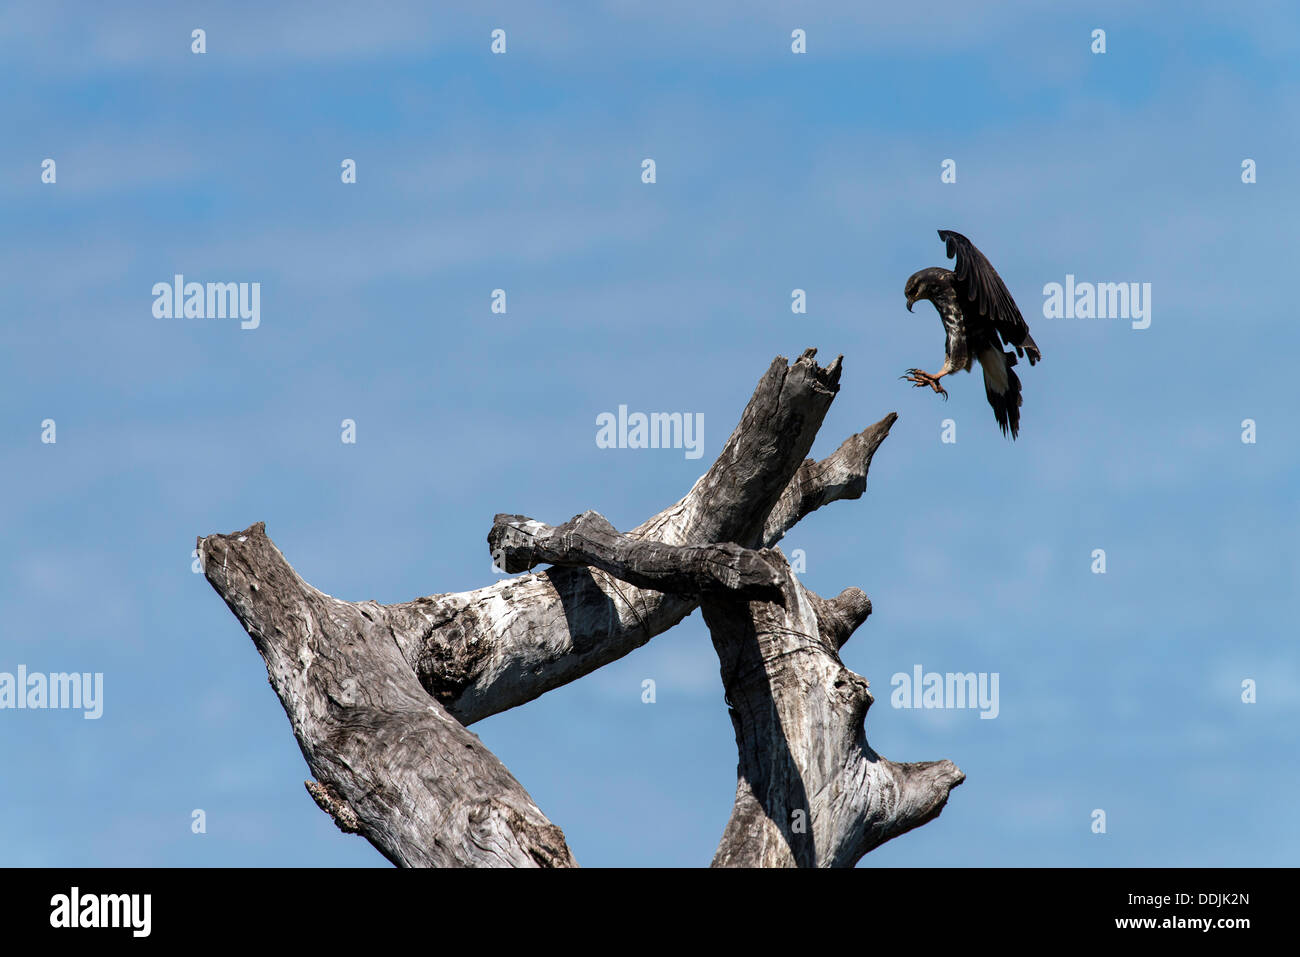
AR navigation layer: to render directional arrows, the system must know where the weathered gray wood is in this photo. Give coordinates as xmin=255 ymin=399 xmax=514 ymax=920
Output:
xmin=763 ymin=412 xmax=898 ymax=547
xmin=701 ymin=552 xmax=964 ymax=867
xmin=198 ymin=349 xmax=964 ymax=867
xmin=197 ymin=524 xmax=576 ymax=868
xmin=488 ymin=510 xmax=784 ymax=600
xmin=392 ymin=351 xmax=891 ymax=725
xmin=484 ymin=512 xmax=964 ymax=866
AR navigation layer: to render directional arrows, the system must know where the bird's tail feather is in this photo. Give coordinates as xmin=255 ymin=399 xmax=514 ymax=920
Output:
xmin=982 ymin=349 xmax=1023 ymax=440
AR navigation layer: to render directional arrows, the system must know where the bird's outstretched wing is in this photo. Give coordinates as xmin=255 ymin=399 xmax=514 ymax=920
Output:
xmin=938 ymin=229 xmax=1040 ymax=364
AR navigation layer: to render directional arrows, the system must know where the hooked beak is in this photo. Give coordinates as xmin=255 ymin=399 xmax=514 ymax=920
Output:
xmin=906 ymin=296 xmax=915 ymax=312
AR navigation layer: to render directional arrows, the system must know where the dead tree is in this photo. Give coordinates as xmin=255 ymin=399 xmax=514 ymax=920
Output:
xmin=198 ymin=350 xmax=964 ymax=867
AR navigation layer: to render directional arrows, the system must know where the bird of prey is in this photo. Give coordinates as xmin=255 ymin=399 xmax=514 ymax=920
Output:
xmin=902 ymin=230 xmax=1042 ymax=439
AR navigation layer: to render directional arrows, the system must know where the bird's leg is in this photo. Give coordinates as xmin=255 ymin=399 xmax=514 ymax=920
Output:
xmin=900 ymin=367 xmax=950 ymax=399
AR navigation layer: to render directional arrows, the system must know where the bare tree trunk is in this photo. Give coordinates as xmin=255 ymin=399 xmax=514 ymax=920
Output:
xmin=199 ymin=526 xmax=574 ymax=868
xmin=701 ymin=561 xmax=964 ymax=867
xmin=198 ymin=350 xmax=963 ymax=867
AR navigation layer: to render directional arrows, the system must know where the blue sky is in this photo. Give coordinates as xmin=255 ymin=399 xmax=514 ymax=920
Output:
xmin=2 ymin=1 xmax=1297 ymax=866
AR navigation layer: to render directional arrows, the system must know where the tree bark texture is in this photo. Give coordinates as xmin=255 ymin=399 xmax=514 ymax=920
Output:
xmin=198 ymin=349 xmax=963 ymax=867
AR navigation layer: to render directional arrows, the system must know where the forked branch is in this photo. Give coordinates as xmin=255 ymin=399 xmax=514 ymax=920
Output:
xmin=198 ymin=350 xmax=962 ymax=867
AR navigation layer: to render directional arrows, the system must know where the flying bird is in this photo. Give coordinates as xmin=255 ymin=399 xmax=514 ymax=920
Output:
xmin=902 ymin=230 xmax=1042 ymax=439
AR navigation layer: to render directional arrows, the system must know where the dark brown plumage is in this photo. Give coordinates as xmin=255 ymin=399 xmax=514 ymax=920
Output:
xmin=902 ymin=230 xmax=1041 ymax=439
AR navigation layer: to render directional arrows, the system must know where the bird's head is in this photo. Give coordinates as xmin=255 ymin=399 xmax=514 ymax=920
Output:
xmin=904 ymin=267 xmax=948 ymax=312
